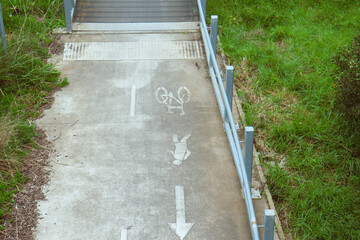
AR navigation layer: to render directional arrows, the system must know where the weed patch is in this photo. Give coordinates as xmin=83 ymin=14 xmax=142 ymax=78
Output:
xmin=0 ymin=0 xmax=65 ymax=230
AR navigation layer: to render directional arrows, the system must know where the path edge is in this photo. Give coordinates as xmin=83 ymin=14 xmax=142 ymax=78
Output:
xmin=217 ymin=38 xmax=287 ymax=240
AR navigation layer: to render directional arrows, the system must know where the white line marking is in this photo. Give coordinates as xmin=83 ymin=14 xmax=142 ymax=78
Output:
xmin=121 ymin=229 xmax=128 ymax=240
xmin=168 ymin=186 xmax=194 ymax=240
xmin=130 ymin=85 xmax=136 ymax=117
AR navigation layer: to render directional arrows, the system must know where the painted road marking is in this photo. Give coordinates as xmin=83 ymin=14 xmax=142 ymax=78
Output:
xmin=121 ymin=229 xmax=128 ymax=240
xmin=155 ymin=86 xmax=190 ymax=116
xmin=130 ymin=85 xmax=136 ymax=117
xmin=168 ymin=186 xmax=194 ymax=240
xmin=169 ymin=134 xmax=191 ymax=165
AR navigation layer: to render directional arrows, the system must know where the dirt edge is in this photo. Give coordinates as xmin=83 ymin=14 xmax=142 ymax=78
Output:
xmin=1 ymin=40 xmax=63 ymax=239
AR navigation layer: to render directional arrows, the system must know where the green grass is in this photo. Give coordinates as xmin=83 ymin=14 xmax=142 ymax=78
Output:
xmin=0 ymin=0 xmax=65 ymax=228
xmin=207 ymin=0 xmax=360 ymax=239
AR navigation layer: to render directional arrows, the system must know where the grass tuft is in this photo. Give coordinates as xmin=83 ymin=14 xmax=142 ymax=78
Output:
xmin=0 ymin=117 xmax=15 ymax=150
xmin=0 ymin=117 xmax=17 ymax=172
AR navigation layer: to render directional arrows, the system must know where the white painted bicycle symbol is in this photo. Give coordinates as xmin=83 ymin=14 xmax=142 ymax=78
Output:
xmin=155 ymin=86 xmax=191 ymax=116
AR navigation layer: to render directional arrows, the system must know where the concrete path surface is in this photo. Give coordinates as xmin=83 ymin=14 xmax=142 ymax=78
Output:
xmin=35 ymin=31 xmax=269 ymax=239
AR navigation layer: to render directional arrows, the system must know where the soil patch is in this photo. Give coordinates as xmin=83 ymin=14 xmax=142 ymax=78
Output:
xmin=1 ymin=129 xmax=52 ymax=240
xmin=49 ymin=35 xmax=64 ymax=55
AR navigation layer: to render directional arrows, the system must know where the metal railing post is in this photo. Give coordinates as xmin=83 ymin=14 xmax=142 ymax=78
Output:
xmin=245 ymin=126 xmax=254 ymax=189
xmin=210 ymin=15 xmax=218 ymax=58
xmin=201 ymin=0 xmax=207 ymax=20
xmin=0 ymin=2 xmax=7 ymax=55
xmin=64 ymin=0 xmax=72 ymax=32
xmin=225 ymin=66 xmax=234 ymax=121
xmin=264 ymin=209 xmax=275 ymax=240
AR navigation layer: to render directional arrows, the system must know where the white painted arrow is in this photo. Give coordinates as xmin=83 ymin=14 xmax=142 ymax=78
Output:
xmin=168 ymin=186 xmax=194 ymax=240
xmin=121 ymin=229 xmax=128 ymax=240
xmin=130 ymin=85 xmax=136 ymax=117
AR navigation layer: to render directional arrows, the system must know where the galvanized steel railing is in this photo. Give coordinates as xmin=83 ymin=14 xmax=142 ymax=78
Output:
xmin=64 ymin=0 xmax=77 ymax=32
xmin=0 ymin=2 xmax=7 ymax=55
xmin=197 ymin=1 xmax=276 ymax=239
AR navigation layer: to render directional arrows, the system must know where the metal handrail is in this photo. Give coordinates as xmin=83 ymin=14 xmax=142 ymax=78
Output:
xmin=0 ymin=2 xmax=7 ymax=55
xmin=197 ymin=1 xmax=260 ymax=239
xmin=64 ymin=0 xmax=77 ymax=32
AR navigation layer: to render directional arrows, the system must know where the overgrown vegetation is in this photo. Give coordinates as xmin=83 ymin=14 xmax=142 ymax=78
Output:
xmin=0 ymin=0 xmax=65 ymax=228
xmin=207 ymin=0 xmax=360 ymax=239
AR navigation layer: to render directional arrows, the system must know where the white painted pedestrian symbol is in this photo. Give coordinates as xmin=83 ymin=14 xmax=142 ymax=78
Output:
xmin=155 ymin=86 xmax=190 ymax=116
xmin=168 ymin=186 xmax=194 ymax=240
xmin=169 ymin=134 xmax=191 ymax=165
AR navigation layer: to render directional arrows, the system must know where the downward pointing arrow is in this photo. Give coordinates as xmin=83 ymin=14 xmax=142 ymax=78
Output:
xmin=168 ymin=186 xmax=194 ymax=240
xmin=121 ymin=229 xmax=127 ymax=240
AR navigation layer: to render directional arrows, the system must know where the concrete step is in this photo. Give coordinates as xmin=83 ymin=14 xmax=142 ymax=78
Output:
xmin=72 ymin=22 xmax=200 ymax=33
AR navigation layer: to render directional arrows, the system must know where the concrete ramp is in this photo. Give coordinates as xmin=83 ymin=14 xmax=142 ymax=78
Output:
xmin=34 ymin=32 xmax=271 ymax=240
